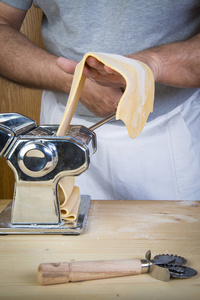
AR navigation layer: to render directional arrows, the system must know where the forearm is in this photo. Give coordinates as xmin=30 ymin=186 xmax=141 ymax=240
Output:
xmin=127 ymin=34 xmax=200 ymax=88
xmin=0 ymin=24 xmax=72 ymax=92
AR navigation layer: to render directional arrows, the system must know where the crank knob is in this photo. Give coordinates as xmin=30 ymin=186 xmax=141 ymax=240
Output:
xmin=18 ymin=140 xmax=58 ymax=177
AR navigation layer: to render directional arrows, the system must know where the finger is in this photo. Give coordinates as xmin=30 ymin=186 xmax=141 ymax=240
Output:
xmin=86 ymin=56 xmax=108 ymax=75
xmin=104 ymin=65 xmax=115 ymax=74
xmin=83 ymin=64 xmax=99 ymax=78
xmin=87 ymin=57 xmax=119 ymax=77
xmin=91 ymin=72 xmax=126 ymax=87
xmin=56 ymin=57 xmax=78 ymax=74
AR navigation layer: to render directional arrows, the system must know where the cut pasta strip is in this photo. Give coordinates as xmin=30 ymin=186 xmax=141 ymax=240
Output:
xmin=60 ymin=186 xmax=81 ymax=221
xmin=58 ymin=178 xmax=80 ymax=221
xmin=57 ymin=52 xmax=155 ymax=138
xmin=58 ymin=177 xmax=75 ymax=206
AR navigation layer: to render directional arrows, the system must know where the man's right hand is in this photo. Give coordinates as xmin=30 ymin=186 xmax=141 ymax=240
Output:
xmin=81 ymin=79 xmax=123 ymax=117
xmin=57 ymin=56 xmax=124 ymax=117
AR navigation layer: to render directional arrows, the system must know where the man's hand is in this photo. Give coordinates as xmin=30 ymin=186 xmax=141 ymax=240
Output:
xmin=80 ymin=79 xmax=123 ymax=117
xmin=82 ymin=34 xmax=200 ymax=89
xmin=83 ymin=56 xmax=126 ymax=89
xmin=57 ymin=56 xmax=123 ymax=117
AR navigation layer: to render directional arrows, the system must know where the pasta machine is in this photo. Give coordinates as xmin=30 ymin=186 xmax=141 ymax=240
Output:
xmin=0 ymin=112 xmax=97 ymax=234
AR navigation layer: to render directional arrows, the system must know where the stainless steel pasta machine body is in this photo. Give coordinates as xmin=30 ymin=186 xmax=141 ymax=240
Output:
xmin=0 ymin=113 xmax=96 ymax=234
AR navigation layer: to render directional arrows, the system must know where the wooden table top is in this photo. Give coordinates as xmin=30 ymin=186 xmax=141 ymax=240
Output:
xmin=0 ymin=199 xmax=199 ymax=300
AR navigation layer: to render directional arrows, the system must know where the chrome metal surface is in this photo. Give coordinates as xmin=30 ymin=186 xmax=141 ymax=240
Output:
xmin=0 ymin=113 xmax=36 ymax=157
xmin=18 ymin=140 xmax=58 ymax=177
xmin=0 ymin=195 xmax=90 ymax=235
xmin=151 ymin=254 xmax=178 ymax=265
xmin=11 ymin=180 xmax=60 ymax=224
xmin=7 ymin=125 xmax=96 ymax=182
xmin=144 ymin=250 xmax=197 ymax=280
xmin=140 ymin=259 xmax=150 ymax=274
xmin=0 ymin=113 xmax=96 ymax=232
xmin=149 ymin=264 xmax=170 ymax=282
xmin=144 ymin=250 xmax=170 ymax=281
xmin=0 ymin=126 xmax=14 ymax=157
xmin=7 ymin=125 xmax=95 ymax=225
xmin=168 ymin=266 xmax=197 ymax=279
xmin=0 ymin=113 xmax=36 ymax=136
xmin=89 ymin=113 xmax=116 ymax=131
xmin=153 ymin=254 xmax=187 ymax=266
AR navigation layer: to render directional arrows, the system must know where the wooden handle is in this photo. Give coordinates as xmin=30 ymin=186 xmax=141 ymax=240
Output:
xmin=38 ymin=259 xmax=142 ymax=285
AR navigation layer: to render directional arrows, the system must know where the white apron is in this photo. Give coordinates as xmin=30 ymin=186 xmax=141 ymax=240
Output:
xmin=40 ymin=90 xmax=200 ymax=200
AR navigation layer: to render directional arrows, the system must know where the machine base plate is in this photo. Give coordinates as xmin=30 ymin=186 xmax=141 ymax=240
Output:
xmin=0 ymin=195 xmax=90 ymax=235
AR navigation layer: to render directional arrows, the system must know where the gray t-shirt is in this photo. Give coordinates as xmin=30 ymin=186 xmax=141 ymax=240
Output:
xmin=1 ymin=0 xmax=200 ymax=122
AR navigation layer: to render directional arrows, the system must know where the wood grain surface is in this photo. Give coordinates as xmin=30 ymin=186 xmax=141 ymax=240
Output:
xmin=0 ymin=200 xmax=199 ymax=300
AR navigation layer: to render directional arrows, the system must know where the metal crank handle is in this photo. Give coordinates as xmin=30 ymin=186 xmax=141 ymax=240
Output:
xmin=38 ymin=259 xmax=149 ymax=285
xmin=89 ymin=113 xmax=116 ymax=131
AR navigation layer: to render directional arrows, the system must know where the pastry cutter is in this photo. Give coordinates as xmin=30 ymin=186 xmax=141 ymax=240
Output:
xmin=38 ymin=250 xmax=197 ymax=285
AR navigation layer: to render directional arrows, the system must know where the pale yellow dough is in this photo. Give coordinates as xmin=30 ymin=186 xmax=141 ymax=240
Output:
xmin=57 ymin=52 xmax=155 ymax=138
xmin=58 ymin=177 xmax=80 ymax=222
xmin=56 ymin=52 xmax=155 ymax=219
xmin=58 ymin=177 xmax=75 ymax=206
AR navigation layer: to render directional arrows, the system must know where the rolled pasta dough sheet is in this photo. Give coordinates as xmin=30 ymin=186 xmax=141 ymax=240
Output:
xmin=57 ymin=52 xmax=155 ymax=138
xmin=56 ymin=52 xmax=155 ymax=218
